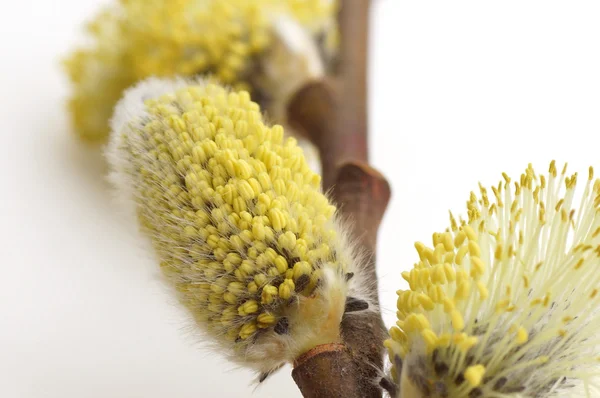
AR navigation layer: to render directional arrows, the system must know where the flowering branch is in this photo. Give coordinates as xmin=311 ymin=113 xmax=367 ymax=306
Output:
xmin=288 ymin=1 xmax=391 ymax=396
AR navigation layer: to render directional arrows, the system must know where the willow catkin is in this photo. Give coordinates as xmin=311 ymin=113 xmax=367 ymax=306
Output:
xmin=65 ymin=0 xmax=338 ymax=141
xmin=381 ymin=163 xmax=600 ymax=398
xmin=106 ymin=77 xmax=371 ymax=377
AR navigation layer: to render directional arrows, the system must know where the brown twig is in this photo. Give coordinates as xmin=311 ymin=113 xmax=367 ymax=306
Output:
xmin=292 ymin=345 xmax=364 ymax=398
xmin=289 ymin=1 xmax=391 ymax=397
xmin=334 ymin=0 xmax=371 ymax=168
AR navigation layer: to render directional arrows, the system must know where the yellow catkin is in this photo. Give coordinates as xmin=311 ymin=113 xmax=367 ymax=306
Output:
xmin=110 ymin=80 xmax=348 ymax=348
xmin=64 ymin=0 xmax=338 ymax=141
xmin=383 ymin=163 xmax=600 ymax=398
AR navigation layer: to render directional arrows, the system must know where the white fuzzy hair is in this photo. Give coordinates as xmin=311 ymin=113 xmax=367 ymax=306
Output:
xmin=105 ymin=77 xmax=198 ymax=220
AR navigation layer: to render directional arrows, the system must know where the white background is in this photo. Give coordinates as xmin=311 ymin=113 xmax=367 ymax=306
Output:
xmin=1 ymin=1 xmax=600 ymax=397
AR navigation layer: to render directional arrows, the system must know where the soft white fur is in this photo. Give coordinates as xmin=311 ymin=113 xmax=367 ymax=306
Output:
xmin=105 ymin=77 xmax=206 ymax=222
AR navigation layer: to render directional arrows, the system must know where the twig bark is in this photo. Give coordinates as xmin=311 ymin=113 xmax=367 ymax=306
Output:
xmin=289 ymin=0 xmax=391 ymax=397
xmin=292 ymin=344 xmax=363 ymax=398
xmin=333 ymin=0 xmax=371 ymax=172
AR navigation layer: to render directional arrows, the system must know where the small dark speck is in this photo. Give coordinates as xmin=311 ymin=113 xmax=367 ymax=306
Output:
xmin=274 ymin=317 xmax=289 ymax=335
xmin=494 ymin=377 xmax=507 ymax=390
xmin=345 ymin=272 xmax=354 ymax=281
xmin=434 ymin=362 xmax=449 ymax=377
xmin=379 ymin=377 xmax=397 ymax=397
xmin=344 ymin=297 xmax=369 ymax=313
xmin=295 ymin=275 xmax=310 ymax=292
xmin=468 ymin=388 xmax=483 ymax=398
xmin=455 ymin=373 xmax=465 ymax=386
xmin=313 ymin=278 xmax=323 ymax=290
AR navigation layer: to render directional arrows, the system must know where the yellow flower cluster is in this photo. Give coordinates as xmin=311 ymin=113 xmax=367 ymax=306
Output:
xmin=64 ymin=9 xmax=135 ymax=142
xmin=385 ymin=163 xmax=600 ymax=397
xmin=65 ymin=0 xmax=337 ymax=141
xmin=112 ymin=81 xmax=348 ymax=359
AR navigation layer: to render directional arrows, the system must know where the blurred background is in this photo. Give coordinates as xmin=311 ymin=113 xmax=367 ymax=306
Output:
xmin=1 ymin=1 xmax=600 ymax=397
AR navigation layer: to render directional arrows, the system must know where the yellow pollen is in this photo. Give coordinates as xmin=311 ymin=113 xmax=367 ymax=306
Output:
xmin=464 ymin=365 xmax=486 ymax=387
xmin=451 ymin=310 xmax=465 ymax=331
xmin=463 ymin=225 xmax=478 ymax=241
xmin=516 ymin=326 xmax=528 ymax=344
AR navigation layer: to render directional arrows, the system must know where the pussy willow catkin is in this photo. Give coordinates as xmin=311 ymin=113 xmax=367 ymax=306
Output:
xmin=65 ymin=0 xmax=337 ymax=141
xmin=382 ymin=163 xmax=600 ymax=398
xmin=107 ymin=78 xmax=369 ymax=377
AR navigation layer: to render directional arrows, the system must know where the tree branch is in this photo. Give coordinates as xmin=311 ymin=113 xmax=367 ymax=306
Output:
xmin=334 ymin=0 xmax=371 ymax=169
xmin=292 ymin=344 xmax=362 ymax=398
xmin=288 ymin=1 xmax=391 ymax=397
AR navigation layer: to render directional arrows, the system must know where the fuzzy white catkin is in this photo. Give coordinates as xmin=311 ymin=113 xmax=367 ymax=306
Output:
xmin=106 ymin=77 xmax=373 ymax=379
